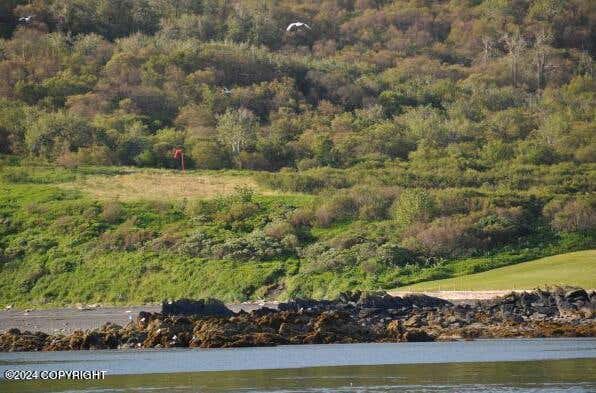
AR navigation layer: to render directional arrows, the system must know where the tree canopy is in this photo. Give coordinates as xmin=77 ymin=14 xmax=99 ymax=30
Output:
xmin=0 ymin=0 xmax=593 ymax=171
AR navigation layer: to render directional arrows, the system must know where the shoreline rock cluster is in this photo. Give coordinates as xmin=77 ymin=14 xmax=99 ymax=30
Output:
xmin=1 ymin=288 xmax=594 ymax=352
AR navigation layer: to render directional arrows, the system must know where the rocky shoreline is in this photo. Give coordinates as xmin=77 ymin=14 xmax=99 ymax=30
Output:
xmin=1 ymin=288 xmax=594 ymax=352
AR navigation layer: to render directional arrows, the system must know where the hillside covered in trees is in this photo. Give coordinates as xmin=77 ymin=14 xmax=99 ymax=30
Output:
xmin=1 ymin=0 xmax=594 ymax=168
xmin=0 ymin=0 xmax=594 ymax=305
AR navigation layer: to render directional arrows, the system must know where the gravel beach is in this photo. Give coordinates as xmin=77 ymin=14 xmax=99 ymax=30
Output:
xmin=0 ymin=302 xmax=279 ymax=334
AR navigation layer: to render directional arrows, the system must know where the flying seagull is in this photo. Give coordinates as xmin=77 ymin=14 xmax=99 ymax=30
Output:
xmin=18 ymin=16 xmax=33 ymax=23
xmin=286 ymin=22 xmax=311 ymax=32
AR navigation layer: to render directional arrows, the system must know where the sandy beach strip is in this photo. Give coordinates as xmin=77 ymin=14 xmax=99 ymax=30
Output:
xmin=388 ymin=290 xmax=527 ymax=301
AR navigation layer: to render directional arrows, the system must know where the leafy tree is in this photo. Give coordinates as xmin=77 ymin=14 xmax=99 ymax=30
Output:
xmin=216 ymin=107 xmax=258 ymax=160
xmin=0 ymin=99 xmax=31 ymax=153
xmin=25 ymin=111 xmax=94 ymax=159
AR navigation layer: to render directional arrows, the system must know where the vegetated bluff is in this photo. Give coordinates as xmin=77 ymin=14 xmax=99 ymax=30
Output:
xmin=0 ymin=0 xmax=594 ymax=305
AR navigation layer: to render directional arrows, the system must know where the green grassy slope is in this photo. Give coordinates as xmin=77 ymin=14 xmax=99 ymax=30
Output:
xmin=0 ymin=163 xmax=594 ymax=308
xmin=400 ymin=250 xmax=596 ymax=291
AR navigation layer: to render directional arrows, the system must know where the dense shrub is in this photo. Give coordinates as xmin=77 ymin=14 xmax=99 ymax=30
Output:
xmin=516 ymin=142 xmax=560 ymax=165
xmin=314 ymin=193 xmax=358 ymax=227
xmin=352 ymin=186 xmax=399 ymax=220
xmin=391 ymin=188 xmax=436 ymax=227
xmin=296 ymin=158 xmax=319 ymax=171
xmin=264 ymin=220 xmax=295 ymax=240
xmin=310 ymin=186 xmax=399 ymax=227
xmin=26 ymin=236 xmax=58 ymax=254
xmin=98 ymin=219 xmax=155 ymax=251
xmin=257 ymin=168 xmax=352 ymax=193
xmin=214 ymin=201 xmax=261 ymax=230
xmin=402 ymin=205 xmax=534 ymax=258
xmin=302 ymin=235 xmax=415 ymax=273
xmin=145 ymin=229 xmax=185 ymax=252
xmin=289 ymin=208 xmax=314 ymax=228
xmin=179 ymin=229 xmax=295 ymax=262
xmin=211 ymin=230 xmax=293 ymax=261
xmin=55 ymin=145 xmax=113 ymax=167
xmin=19 ymin=266 xmax=46 ymax=293
xmin=189 ymin=142 xmax=230 ymax=169
xmin=101 ymin=201 xmax=125 ymax=224
xmin=432 ymin=188 xmax=483 ymax=216
xmin=475 ymin=207 xmax=532 ymax=245
xmin=401 ymin=215 xmax=480 ymax=258
xmin=545 ymin=198 xmax=596 ymax=232
xmin=51 ymin=216 xmax=78 ymax=234
xmin=178 ymin=231 xmax=218 ymax=258
xmin=46 ymin=256 xmax=80 ymax=274
xmin=237 ymin=151 xmax=270 ymax=170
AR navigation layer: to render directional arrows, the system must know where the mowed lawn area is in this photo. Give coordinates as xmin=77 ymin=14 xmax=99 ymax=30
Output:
xmin=400 ymin=250 xmax=596 ymax=291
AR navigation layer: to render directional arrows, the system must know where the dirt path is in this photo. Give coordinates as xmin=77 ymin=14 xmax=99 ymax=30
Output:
xmin=0 ymin=302 xmax=279 ymax=334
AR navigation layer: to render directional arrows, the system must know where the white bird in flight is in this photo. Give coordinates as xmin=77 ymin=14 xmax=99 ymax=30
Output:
xmin=18 ymin=16 xmax=33 ymax=23
xmin=286 ymin=22 xmax=311 ymax=32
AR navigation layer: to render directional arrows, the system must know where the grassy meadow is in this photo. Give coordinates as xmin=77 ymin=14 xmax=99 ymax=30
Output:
xmin=58 ymin=168 xmax=295 ymax=201
xmin=400 ymin=250 xmax=596 ymax=291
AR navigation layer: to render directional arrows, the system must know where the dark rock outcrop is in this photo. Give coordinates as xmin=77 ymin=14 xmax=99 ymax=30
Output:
xmin=1 ymin=288 xmax=594 ymax=352
xmin=0 ymin=328 xmax=48 ymax=351
xmin=161 ymin=298 xmax=234 ymax=318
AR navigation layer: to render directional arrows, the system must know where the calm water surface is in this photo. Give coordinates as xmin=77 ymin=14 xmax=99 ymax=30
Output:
xmin=0 ymin=338 xmax=594 ymax=392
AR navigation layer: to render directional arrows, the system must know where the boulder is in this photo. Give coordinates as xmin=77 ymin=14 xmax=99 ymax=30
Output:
xmin=357 ymin=292 xmax=405 ymax=309
xmin=0 ymin=329 xmax=48 ymax=351
xmin=189 ymin=318 xmax=250 ymax=348
xmin=303 ymin=310 xmax=375 ymax=344
xmin=250 ymin=307 xmax=277 ymax=317
xmin=403 ymin=329 xmax=435 ymax=342
xmin=404 ymin=314 xmax=424 ymax=328
xmin=565 ymin=288 xmax=589 ymax=302
xmin=226 ymin=333 xmax=288 ymax=347
xmin=162 ymin=298 xmax=234 ymax=318
xmin=44 ymin=335 xmax=71 ymax=351
xmin=402 ymin=294 xmax=452 ymax=308
xmin=337 ymin=290 xmax=362 ymax=303
xmin=385 ymin=320 xmax=403 ymax=340
xmin=143 ymin=316 xmax=194 ymax=348
xmin=278 ymin=322 xmax=307 ymax=337
xmin=277 ymin=298 xmax=333 ymax=312
xmin=134 ymin=311 xmax=155 ymax=329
